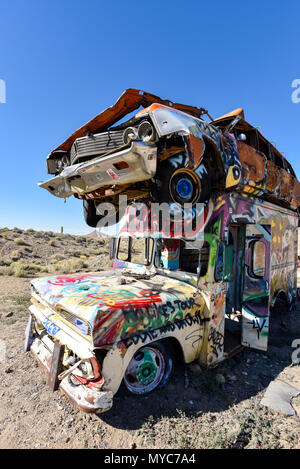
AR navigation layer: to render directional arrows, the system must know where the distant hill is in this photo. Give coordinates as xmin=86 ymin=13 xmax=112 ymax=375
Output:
xmin=0 ymin=227 xmax=110 ymax=278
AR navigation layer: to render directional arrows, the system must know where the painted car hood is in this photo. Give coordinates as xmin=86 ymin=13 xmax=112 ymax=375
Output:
xmin=31 ymin=271 xmax=199 ymax=347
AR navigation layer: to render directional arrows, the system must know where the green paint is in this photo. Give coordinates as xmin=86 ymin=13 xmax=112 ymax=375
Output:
xmin=204 ymin=218 xmax=222 ymax=282
xmin=137 ymin=350 xmax=157 ymax=384
xmin=223 ymin=244 xmax=233 ymax=281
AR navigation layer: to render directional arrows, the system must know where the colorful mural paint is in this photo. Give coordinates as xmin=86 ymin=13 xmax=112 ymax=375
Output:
xmin=28 ymin=189 xmax=298 ymax=413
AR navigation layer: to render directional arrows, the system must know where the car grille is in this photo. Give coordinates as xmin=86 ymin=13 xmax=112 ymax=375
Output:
xmin=59 ymin=309 xmax=91 ymax=336
xmin=70 ymin=129 xmax=125 ymax=164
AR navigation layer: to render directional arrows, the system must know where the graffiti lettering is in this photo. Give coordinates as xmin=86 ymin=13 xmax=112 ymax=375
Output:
xmin=121 ymin=310 xmax=209 ymax=348
xmin=248 ymin=318 xmax=266 ymax=340
xmin=208 ymin=327 xmax=224 ymax=357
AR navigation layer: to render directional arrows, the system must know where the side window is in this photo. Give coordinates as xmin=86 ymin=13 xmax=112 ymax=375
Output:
xmin=117 ymin=238 xmax=153 ymax=265
xmin=250 ymin=240 xmax=266 ymax=278
xmin=117 ymin=238 xmax=130 ymax=261
xmin=131 ymin=238 xmax=153 ymax=265
xmin=179 ymin=240 xmax=210 ymax=275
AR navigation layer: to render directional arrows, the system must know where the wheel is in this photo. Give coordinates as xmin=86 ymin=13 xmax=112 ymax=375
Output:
xmin=151 ymin=152 xmax=211 ymax=206
xmin=123 ymin=341 xmax=174 ymax=395
xmin=83 ymin=200 xmax=119 ymax=228
xmin=83 ymin=200 xmax=100 ymax=227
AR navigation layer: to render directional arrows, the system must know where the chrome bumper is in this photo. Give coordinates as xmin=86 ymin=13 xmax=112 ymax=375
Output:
xmin=30 ymin=336 xmax=113 ymax=413
xmin=39 ymin=141 xmax=157 ymax=198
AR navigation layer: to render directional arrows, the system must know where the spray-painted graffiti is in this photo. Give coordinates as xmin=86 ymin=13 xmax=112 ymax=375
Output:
xmin=121 ymin=310 xmax=209 ymax=348
xmin=207 ymin=326 xmax=224 ymax=359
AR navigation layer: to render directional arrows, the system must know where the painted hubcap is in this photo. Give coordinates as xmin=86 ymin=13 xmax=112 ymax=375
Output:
xmin=176 ymin=178 xmax=194 ymax=199
xmin=169 ymin=168 xmax=201 ymax=205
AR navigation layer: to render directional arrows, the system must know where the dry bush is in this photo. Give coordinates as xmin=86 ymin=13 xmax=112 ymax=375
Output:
xmin=10 ymin=250 xmax=22 ymax=261
xmin=89 ymin=247 xmax=100 ymax=255
xmin=52 ymin=258 xmax=88 ymax=274
xmin=14 ymin=237 xmax=26 ymax=245
xmin=12 ymin=262 xmax=42 ymax=277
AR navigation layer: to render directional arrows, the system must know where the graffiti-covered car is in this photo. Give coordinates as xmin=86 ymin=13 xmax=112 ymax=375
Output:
xmin=26 ymin=189 xmax=299 ymax=413
xmin=27 ymin=264 xmax=211 ymax=413
xmin=39 ymin=89 xmax=300 ymax=227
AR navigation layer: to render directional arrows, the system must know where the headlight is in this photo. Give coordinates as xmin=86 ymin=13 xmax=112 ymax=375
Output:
xmin=138 ymin=121 xmax=156 ymax=142
xmin=123 ymin=126 xmax=138 ymax=144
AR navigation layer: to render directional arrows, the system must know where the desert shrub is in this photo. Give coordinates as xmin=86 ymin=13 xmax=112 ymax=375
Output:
xmin=70 ymin=250 xmax=81 ymax=257
xmin=48 ymin=240 xmax=55 ymax=247
xmin=14 ymin=237 xmax=26 ymax=245
xmin=10 ymin=250 xmax=21 ymax=261
xmin=0 ymin=259 xmax=11 ymax=266
xmin=22 ymin=246 xmax=32 ymax=253
xmin=0 ymin=266 xmax=13 ymax=275
xmin=76 ymin=236 xmax=87 ymax=243
xmin=89 ymin=247 xmax=100 ymax=255
xmin=52 ymin=258 xmax=87 ymax=274
xmin=34 ymin=231 xmax=44 ymax=238
xmin=51 ymin=254 xmax=65 ymax=262
xmin=12 ymin=262 xmax=41 ymax=277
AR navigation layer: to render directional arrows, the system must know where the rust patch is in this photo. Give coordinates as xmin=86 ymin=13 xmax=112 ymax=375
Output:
xmin=158 ymin=145 xmax=185 ymax=161
xmin=51 ymin=89 xmax=206 ymax=155
xmin=184 ymin=134 xmax=205 ymax=170
xmin=280 ymin=170 xmax=294 ymax=200
xmin=238 ymin=141 xmax=266 ymax=183
xmin=265 ymin=160 xmax=281 ymax=193
xmin=291 ymin=180 xmax=300 ymax=209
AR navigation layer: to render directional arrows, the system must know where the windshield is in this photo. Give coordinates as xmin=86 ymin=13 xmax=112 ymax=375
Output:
xmin=117 ymin=237 xmax=154 ymax=266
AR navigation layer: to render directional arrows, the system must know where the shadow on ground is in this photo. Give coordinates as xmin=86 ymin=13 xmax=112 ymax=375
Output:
xmin=99 ymin=301 xmax=300 ymax=430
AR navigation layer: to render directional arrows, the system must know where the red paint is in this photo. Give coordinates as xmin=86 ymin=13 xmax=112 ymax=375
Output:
xmin=95 ymin=318 xmax=125 ymax=346
xmin=48 ymin=273 xmax=90 ymax=286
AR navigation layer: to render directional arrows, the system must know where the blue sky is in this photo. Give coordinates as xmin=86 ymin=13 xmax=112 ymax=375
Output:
xmin=0 ymin=0 xmax=299 ymax=234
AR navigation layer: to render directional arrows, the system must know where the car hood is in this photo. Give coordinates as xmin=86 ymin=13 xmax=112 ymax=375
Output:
xmin=31 ymin=271 xmax=200 ymax=347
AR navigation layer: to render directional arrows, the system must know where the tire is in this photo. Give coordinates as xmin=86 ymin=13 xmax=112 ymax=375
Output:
xmin=151 ymin=152 xmax=211 ymax=206
xmin=83 ymin=200 xmax=100 ymax=228
xmin=122 ymin=341 xmax=174 ymax=395
xmin=83 ymin=200 xmax=119 ymax=228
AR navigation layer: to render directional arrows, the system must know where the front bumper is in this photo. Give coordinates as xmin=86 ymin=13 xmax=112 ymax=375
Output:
xmin=30 ymin=335 xmax=113 ymax=413
xmin=39 ymin=141 xmax=157 ymax=198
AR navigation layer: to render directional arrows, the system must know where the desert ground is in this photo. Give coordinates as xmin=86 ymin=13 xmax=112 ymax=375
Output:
xmin=0 ymin=227 xmax=299 ymax=449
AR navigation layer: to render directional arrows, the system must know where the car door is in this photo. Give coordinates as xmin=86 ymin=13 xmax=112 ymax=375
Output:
xmin=241 ymin=224 xmax=271 ymax=351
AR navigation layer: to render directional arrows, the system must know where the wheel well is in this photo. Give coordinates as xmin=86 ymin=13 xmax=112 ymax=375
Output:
xmin=161 ymin=337 xmax=184 ymax=363
xmin=202 ymin=135 xmax=225 ymax=183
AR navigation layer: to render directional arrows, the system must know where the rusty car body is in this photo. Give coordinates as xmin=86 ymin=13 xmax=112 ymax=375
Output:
xmin=39 ymin=89 xmax=300 ymax=218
